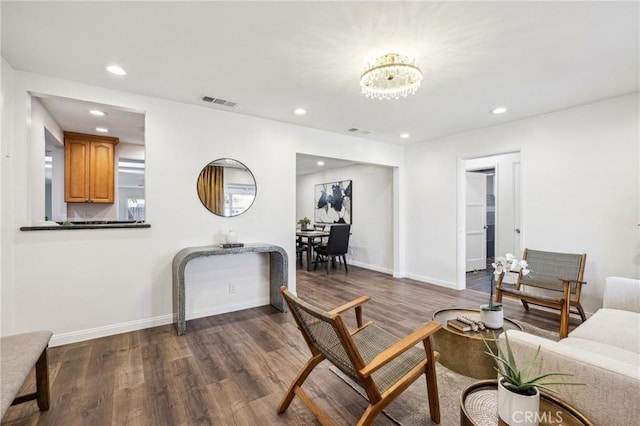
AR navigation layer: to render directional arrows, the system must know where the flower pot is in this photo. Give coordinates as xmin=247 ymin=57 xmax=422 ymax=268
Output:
xmin=498 ymin=378 xmax=540 ymax=425
xmin=480 ymin=305 xmax=504 ymax=329
xmin=225 ymin=230 xmax=238 ymax=244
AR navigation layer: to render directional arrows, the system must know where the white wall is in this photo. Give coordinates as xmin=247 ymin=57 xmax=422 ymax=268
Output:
xmin=29 ymin=98 xmax=64 ymax=223
xmin=296 ymin=163 xmax=394 ymax=273
xmin=5 ymin=64 xmax=635 ymax=343
xmin=1 ymin=58 xmax=15 ymax=332
xmin=49 ymin=134 xmax=66 ymax=222
xmin=1 ymin=66 xmax=404 ymax=344
xmin=405 ymin=93 xmax=640 ymax=312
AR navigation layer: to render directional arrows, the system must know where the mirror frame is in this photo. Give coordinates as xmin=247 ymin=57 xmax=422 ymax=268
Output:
xmin=196 ymin=158 xmax=257 ymax=217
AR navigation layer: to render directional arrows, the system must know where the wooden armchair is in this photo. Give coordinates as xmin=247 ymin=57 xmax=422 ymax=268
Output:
xmin=495 ymin=248 xmax=587 ymax=338
xmin=278 ymin=287 xmax=441 ymax=425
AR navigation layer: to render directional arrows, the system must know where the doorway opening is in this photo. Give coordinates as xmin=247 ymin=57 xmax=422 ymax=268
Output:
xmin=295 ymin=153 xmax=398 ymax=275
xmin=458 ymin=151 xmax=521 ymax=293
xmin=465 ymin=168 xmax=495 ymax=293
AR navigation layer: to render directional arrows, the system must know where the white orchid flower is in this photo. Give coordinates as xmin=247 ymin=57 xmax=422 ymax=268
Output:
xmin=492 ymin=254 xmax=532 ymax=277
xmin=493 ymin=264 xmax=504 ymax=275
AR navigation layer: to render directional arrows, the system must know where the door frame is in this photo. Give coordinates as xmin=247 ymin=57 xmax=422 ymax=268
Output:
xmin=457 ymin=151 xmax=522 ymax=290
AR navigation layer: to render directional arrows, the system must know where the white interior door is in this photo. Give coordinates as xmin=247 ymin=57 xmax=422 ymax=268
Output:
xmin=466 ymin=172 xmax=487 ymax=271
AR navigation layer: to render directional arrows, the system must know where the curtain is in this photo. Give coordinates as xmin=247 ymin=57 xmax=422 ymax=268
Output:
xmin=197 ymin=165 xmax=224 ymax=213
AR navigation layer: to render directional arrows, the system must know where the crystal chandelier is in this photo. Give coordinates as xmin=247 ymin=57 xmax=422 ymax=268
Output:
xmin=359 ymin=53 xmax=423 ymax=100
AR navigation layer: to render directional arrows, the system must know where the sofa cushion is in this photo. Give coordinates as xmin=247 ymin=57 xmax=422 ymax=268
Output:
xmin=603 ymin=276 xmax=640 ymax=313
xmin=568 ymin=308 xmax=640 ymax=354
xmin=560 ymin=337 xmax=640 ymax=371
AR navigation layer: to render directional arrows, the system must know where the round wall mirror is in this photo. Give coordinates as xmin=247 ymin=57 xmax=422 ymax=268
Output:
xmin=196 ymin=158 xmax=257 ymax=217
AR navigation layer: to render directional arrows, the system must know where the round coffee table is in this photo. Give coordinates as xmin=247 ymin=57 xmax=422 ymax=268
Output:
xmin=431 ymin=308 xmax=523 ymax=379
xmin=460 ymin=380 xmax=593 ymax=425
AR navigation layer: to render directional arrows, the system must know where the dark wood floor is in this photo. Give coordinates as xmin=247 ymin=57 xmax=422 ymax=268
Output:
xmin=465 ymin=268 xmax=492 ymax=293
xmin=2 ymin=265 xmax=580 ymax=425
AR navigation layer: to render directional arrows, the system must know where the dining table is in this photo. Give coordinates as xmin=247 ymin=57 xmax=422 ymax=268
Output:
xmin=296 ymin=229 xmax=330 ymax=271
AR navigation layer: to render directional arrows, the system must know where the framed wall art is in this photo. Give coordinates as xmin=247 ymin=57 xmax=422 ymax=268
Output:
xmin=314 ymin=180 xmax=352 ymax=224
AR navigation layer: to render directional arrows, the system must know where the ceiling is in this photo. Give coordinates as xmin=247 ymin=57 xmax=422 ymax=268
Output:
xmin=2 ymin=2 xmax=638 ymax=146
xmin=296 ymin=154 xmax=357 ymax=176
xmin=35 ymin=94 xmax=145 ymax=145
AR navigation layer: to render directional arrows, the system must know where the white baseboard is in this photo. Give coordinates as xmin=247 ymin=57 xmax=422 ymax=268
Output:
xmin=185 ymin=297 xmax=269 ymax=321
xmin=50 ymin=314 xmax=174 ymax=347
xmin=404 ymin=272 xmax=459 ymax=290
xmin=50 ymin=297 xmax=270 ymax=347
xmin=347 ymin=262 xmax=454 ymax=288
xmin=348 ymin=260 xmax=393 ymax=275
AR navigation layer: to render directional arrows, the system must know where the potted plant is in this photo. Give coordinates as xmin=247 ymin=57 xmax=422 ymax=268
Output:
xmin=297 ymin=217 xmax=311 ymax=230
xmin=484 ymin=331 xmax=582 ymax=425
xmin=481 ymin=254 xmax=530 ymax=329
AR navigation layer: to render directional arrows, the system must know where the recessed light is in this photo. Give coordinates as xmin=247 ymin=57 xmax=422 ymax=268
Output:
xmin=89 ymin=109 xmax=106 ymax=116
xmin=106 ymin=65 xmax=127 ymax=76
xmin=96 ymin=127 xmax=109 ymax=133
xmin=400 ymin=133 xmax=410 ymax=139
xmin=294 ymin=108 xmax=307 ymax=115
xmin=491 ymin=107 xmax=507 ymax=114
xmin=317 ymin=161 xmax=325 ymax=166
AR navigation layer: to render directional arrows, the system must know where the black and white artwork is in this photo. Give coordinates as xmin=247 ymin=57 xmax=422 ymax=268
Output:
xmin=314 ymin=180 xmax=352 ymax=224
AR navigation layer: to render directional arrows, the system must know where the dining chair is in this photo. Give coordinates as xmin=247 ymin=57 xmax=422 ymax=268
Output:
xmin=314 ymin=224 xmax=351 ymax=274
xmin=277 ymin=287 xmax=441 ymax=425
xmin=296 ymin=236 xmax=307 ymax=266
xmin=314 ymin=224 xmax=329 ymax=245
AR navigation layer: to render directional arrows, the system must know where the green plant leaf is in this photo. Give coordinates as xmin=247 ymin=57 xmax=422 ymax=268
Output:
xmin=482 ymin=331 xmax=583 ymax=393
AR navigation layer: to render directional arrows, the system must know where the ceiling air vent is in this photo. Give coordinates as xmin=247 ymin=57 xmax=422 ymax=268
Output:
xmin=201 ymin=96 xmax=237 ymax=108
xmin=347 ymin=127 xmax=372 ymax=135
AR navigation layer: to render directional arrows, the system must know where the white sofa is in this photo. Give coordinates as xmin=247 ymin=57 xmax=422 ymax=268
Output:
xmin=501 ymin=276 xmax=640 ymax=425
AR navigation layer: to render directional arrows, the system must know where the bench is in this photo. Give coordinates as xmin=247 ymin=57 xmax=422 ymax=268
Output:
xmin=0 ymin=331 xmax=52 ymax=420
xmin=495 ymin=248 xmax=587 ymax=338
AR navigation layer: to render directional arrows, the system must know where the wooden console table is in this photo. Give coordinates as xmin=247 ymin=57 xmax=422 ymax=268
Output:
xmin=172 ymin=243 xmax=288 ymax=335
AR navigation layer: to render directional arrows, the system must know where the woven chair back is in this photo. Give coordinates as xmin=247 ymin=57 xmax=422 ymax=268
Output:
xmin=281 ymin=290 xmax=360 ymax=381
xmin=520 ymin=249 xmax=585 ymax=293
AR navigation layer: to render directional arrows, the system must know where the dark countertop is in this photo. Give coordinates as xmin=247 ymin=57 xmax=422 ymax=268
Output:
xmin=20 ymin=222 xmax=150 ymax=231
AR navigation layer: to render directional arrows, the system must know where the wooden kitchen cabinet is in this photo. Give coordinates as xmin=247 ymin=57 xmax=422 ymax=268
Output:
xmin=64 ymin=132 xmax=119 ymax=203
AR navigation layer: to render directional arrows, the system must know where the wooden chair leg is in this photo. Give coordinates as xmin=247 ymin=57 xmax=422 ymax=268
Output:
xmin=559 ymin=303 xmax=570 ymax=339
xmin=424 ymin=339 xmax=441 ymax=424
xmin=575 ymin=303 xmax=587 ymax=322
xmin=35 ymin=348 xmax=50 ymax=411
xmin=520 ymin=299 xmax=530 ymax=311
xmin=277 ymin=354 xmax=324 ymax=414
xmin=342 ymin=255 xmax=348 ymax=273
xmin=358 ymin=404 xmax=382 ymax=426
xmin=559 ymin=281 xmax=571 ymax=339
